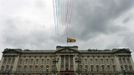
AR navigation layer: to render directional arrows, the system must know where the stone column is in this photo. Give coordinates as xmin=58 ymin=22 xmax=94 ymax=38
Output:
xmin=130 ymin=56 xmax=134 ymax=70
xmin=73 ymin=55 xmax=76 ymax=71
xmin=0 ymin=56 xmax=4 ymax=70
xmin=12 ymin=55 xmax=19 ymax=72
xmin=69 ymin=55 xmax=70 ymax=70
xmin=114 ymin=55 xmax=123 ymax=75
xmin=64 ymin=55 xmax=66 ymax=70
xmin=57 ymin=55 xmax=61 ymax=72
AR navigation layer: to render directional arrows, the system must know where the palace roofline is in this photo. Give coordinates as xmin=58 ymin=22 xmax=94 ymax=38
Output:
xmin=2 ymin=46 xmax=131 ymax=54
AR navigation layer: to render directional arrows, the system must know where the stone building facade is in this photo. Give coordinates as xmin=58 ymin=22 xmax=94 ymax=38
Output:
xmin=0 ymin=46 xmax=134 ymax=75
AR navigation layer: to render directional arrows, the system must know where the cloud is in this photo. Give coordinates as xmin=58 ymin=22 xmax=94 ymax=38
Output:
xmin=0 ymin=0 xmax=134 ymax=55
xmin=59 ymin=0 xmax=134 ymax=40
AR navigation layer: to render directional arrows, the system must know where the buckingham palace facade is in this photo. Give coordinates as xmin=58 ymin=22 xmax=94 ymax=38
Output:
xmin=0 ymin=46 xmax=134 ymax=75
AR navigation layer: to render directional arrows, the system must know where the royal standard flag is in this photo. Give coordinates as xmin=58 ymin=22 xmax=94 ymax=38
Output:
xmin=67 ymin=37 xmax=76 ymax=43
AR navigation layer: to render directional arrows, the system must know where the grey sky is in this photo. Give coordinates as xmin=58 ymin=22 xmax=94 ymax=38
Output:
xmin=0 ymin=0 xmax=134 ymax=57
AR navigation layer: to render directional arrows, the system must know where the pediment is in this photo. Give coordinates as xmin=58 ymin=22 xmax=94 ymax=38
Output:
xmin=55 ymin=47 xmax=79 ymax=53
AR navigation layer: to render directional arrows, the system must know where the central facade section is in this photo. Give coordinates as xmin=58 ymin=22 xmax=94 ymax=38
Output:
xmin=61 ymin=55 xmax=74 ymax=71
xmin=55 ymin=46 xmax=79 ymax=75
xmin=60 ymin=55 xmax=74 ymax=75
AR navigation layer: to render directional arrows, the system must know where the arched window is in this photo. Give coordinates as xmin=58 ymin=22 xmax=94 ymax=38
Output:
xmin=17 ymin=66 xmax=21 ymax=72
xmin=42 ymin=59 xmax=44 ymax=64
xmin=79 ymin=65 xmax=82 ymax=71
xmin=85 ymin=65 xmax=88 ymax=72
xmin=1 ymin=66 xmax=4 ymax=71
xmin=113 ymin=65 xmax=116 ymax=71
xmin=36 ymin=59 xmax=39 ymax=64
xmin=121 ymin=66 xmax=123 ymax=71
xmin=26 ymin=59 xmax=28 ymax=64
xmin=91 ymin=65 xmax=93 ymax=72
xmin=12 ymin=58 xmax=15 ymax=64
xmin=10 ymin=66 xmax=13 ymax=71
xmin=96 ymin=65 xmax=99 ymax=72
xmin=6 ymin=65 xmax=9 ymax=71
xmin=31 ymin=59 xmax=33 ymax=64
xmin=125 ymin=65 xmax=128 ymax=71
xmin=46 ymin=65 xmax=49 ymax=72
xmin=40 ymin=65 xmax=43 ymax=71
xmin=127 ymin=58 xmax=131 ymax=63
xmin=119 ymin=58 xmax=122 ymax=64
xmin=29 ymin=66 xmax=32 ymax=72
xmin=123 ymin=58 xmax=126 ymax=63
xmin=3 ymin=58 xmax=7 ymax=64
xmin=8 ymin=58 xmax=11 ymax=64
xmin=101 ymin=59 xmax=103 ymax=64
xmin=47 ymin=59 xmax=49 ymax=64
xmin=24 ymin=66 xmax=27 ymax=72
xmin=129 ymin=65 xmax=133 ymax=71
xmin=19 ymin=59 xmax=22 ymax=64
xmin=107 ymin=65 xmax=110 ymax=71
xmin=111 ymin=59 xmax=114 ymax=63
xmin=102 ymin=65 xmax=104 ymax=71
xmin=35 ymin=66 xmax=38 ymax=72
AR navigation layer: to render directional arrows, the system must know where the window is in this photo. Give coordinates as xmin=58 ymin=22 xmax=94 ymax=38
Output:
xmin=1 ymin=66 xmax=4 ymax=71
xmin=123 ymin=58 xmax=126 ymax=63
xmin=19 ymin=59 xmax=22 ymax=64
xmin=125 ymin=65 xmax=128 ymax=71
xmin=85 ymin=59 xmax=87 ymax=64
xmin=6 ymin=65 xmax=9 ymax=71
xmin=79 ymin=65 xmax=82 ymax=71
xmin=119 ymin=58 xmax=122 ymax=64
xmin=24 ymin=66 xmax=27 ymax=72
xmin=113 ymin=65 xmax=116 ymax=71
xmin=96 ymin=65 xmax=99 ymax=72
xmin=107 ymin=65 xmax=110 ymax=71
xmin=90 ymin=59 xmax=92 ymax=63
xmin=12 ymin=58 xmax=15 ymax=64
xmin=85 ymin=65 xmax=88 ymax=71
xmin=47 ymin=59 xmax=49 ymax=64
xmin=101 ymin=59 xmax=103 ymax=64
xmin=129 ymin=65 xmax=133 ymax=71
xmin=10 ymin=66 xmax=13 ymax=71
xmin=26 ymin=59 xmax=28 ymax=64
xmin=102 ymin=65 xmax=104 ymax=71
xmin=40 ymin=66 xmax=43 ymax=71
xmin=106 ymin=59 xmax=108 ymax=63
xmin=3 ymin=58 xmax=7 ymax=64
xmin=34 ymin=56 xmax=36 ymax=58
xmin=91 ymin=65 xmax=93 ymax=71
xmin=46 ymin=65 xmax=49 ymax=72
xmin=31 ymin=59 xmax=33 ymax=64
xmin=18 ymin=66 xmax=21 ymax=72
xmin=42 ymin=59 xmax=44 ymax=64
xmin=111 ymin=59 xmax=114 ymax=63
xmin=121 ymin=66 xmax=123 ymax=71
xmin=127 ymin=58 xmax=131 ymax=63
xmin=36 ymin=59 xmax=39 ymax=64
xmin=29 ymin=66 xmax=32 ymax=72
xmin=35 ymin=66 xmax=38 ymax=72
xmin=8 ymin=58 xmax=11 ymax=64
